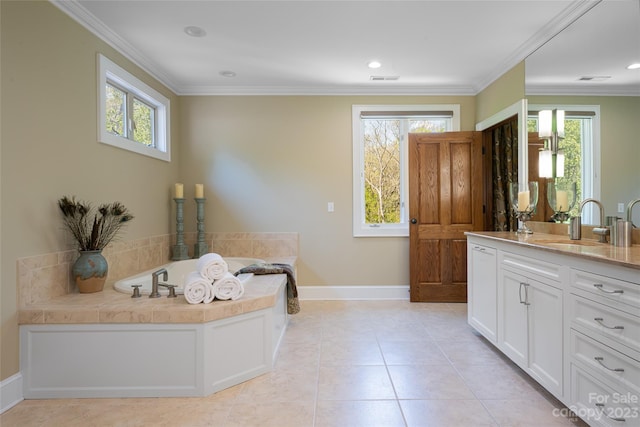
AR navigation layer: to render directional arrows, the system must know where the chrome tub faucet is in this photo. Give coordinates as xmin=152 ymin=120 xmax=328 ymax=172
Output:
xmin=150 ymin=268 xmax=168 ymax=298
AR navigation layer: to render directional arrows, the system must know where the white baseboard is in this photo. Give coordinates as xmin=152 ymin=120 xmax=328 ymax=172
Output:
xmin=298 ymin=285 xmax=410 ymax=300
xmin=1 ymin=373 xmax=23 ymax=414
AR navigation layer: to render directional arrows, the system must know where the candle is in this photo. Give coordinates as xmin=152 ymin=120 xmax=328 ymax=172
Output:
xmin=195 ymin=184 xmax=204 ymax=199
xmin=518 ymin=191 xmax=530 ymax=210
xmin=175 ymin=183 xmax=184 ymax=198
xmin=556 ymin=190 xmax=568 ymax=211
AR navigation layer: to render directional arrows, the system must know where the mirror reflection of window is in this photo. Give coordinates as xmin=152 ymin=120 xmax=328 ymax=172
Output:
xmin=528 ymin=108 xmax=597 ymax=223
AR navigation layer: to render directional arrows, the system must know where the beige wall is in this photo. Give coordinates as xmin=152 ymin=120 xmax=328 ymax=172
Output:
xmin=527 ymin=95 xmax=640 ymax=225
xmin=179 ymin=95 xmax=476 ymax=288
xmin=476 ymin=62 xmax=526 ymax=123
xmin=0 ymin=1 xmax=523 ymax=383
xmin=1 ymin=1 xmax=181 ymax=380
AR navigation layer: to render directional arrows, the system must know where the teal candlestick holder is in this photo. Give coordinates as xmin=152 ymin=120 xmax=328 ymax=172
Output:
xmin=172 ymin=198 xmax=189 ymax=260
xmin=193 ymin=198 xmax=208 ymax=258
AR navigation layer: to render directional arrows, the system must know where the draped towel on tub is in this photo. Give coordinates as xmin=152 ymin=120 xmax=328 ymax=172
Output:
xmin=234 ymin=263 xmax=300 ymax=314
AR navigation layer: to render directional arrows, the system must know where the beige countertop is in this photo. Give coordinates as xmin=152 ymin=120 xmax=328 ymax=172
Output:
xmin=466 ymin=231 xmax=640 ymax=271
xmin=19 ymin=257 xmax=296 ymax=325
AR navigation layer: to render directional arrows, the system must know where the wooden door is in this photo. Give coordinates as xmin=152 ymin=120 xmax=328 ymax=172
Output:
xmin=409 ymin=132 xmax=483 ymax=302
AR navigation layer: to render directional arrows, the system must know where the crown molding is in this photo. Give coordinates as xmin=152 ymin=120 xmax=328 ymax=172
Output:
xmin=177 ymin=84 xmax=478 ymax=96
xmin=526 ymin=85 xmax=640 ymax=97
xmin=49 ymin=0 xmax=180 ymax=94
xmin=475 ymin=0 xmax=602 ymax=93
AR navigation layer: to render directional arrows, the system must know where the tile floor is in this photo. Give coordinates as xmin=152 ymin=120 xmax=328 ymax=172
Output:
xmin=1 ymin=300 xmax=588 ymax=427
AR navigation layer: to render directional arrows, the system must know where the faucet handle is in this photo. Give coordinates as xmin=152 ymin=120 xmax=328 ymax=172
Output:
xmin=131 ymin=284 xmax=142 ymax=298
xmin=158 ymin=283 xmax=177 ymax=298
xmin=592 ymin=227 xmax=610 ymax=243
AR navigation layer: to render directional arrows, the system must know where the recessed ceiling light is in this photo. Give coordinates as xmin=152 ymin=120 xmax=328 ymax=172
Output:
xmin=627 ymin=63 xmax=640 ymax=70
xmin=184 ymin=26 xmax=206 ymax=37
xmin=219 ymin=70 xmax=236 ymax=78
xmin=368 ymin=61 xmax=382 ymax=69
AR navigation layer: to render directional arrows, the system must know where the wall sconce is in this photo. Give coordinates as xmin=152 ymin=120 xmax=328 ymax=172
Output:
xmin=538 ymin=109 xmax=565 ymax=178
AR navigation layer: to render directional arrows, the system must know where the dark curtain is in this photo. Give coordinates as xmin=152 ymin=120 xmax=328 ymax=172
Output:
xmin=492 ymin=118 xmax=518 ymax=231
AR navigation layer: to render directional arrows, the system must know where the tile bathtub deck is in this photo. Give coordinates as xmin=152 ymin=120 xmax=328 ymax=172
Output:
xmin=2 ymin=300 xmax=588 ymax=427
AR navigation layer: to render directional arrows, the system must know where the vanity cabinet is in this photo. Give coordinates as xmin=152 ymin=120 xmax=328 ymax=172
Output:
xmin=466 ymin=232 xmax=640 ymax=427
xmin=498 ymin=251 xmax=564 ymax=398
xmin=568 ymin=268 xmax=640 ymax=427
xmin=467 ymin=242 xmax=497 ymax=343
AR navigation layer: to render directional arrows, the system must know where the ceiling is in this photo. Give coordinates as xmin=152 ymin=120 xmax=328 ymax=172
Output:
xmin=52 ymin=0 xmax=640 ymax=96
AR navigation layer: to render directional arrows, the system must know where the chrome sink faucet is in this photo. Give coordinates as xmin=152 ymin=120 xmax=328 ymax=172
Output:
xmin=578 ymin=198 xmax=609 ymax=243
xmin=150 ymin=268 xmax=168 ymax=298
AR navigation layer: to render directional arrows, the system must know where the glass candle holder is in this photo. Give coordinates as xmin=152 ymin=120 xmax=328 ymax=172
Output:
xmin=510 ymin=181 xmax=539 ymax=234
xmin=547 ymin=181 xmax=577 ymax=223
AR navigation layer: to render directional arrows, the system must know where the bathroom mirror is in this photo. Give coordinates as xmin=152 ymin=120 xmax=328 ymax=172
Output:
xmin=524 ymin=0 xmax=640 ymax=225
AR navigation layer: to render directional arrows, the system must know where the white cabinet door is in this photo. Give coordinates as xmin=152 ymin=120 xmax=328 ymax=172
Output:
xmin=499 ymin=266 xmax=563 ymax=398
xmin=499 ymin=268 xmax=529 ymax=369
xmin=528 ymin=277 xmax=563 ymax=397
xmin=468 ymin=242 xmax=497 ymax=343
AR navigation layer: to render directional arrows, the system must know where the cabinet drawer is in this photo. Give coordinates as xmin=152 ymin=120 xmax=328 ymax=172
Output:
xmin=571 ymin=294 xmax=640 ymax=353
xmin=501 ymin=251 xmax=561 ymax=283
xmin=572 ymin=269 xmax=640 ymax=311
xmin=571 ymin=329 xmax=640 ymax=395
xmin=571 ymin=364 xmax=640 ymax=427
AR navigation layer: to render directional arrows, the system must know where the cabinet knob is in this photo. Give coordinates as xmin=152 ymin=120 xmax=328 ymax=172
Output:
xmin=410 ymin=218 xmax=417 ymax=224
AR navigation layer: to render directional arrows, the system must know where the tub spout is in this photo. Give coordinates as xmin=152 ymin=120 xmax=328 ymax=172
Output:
xmin=150 ymin=268 xmax=168 ymax=298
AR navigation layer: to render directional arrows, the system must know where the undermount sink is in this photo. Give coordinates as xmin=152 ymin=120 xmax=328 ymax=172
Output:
xmin=533 ymin=239 xmax=604 ymax=247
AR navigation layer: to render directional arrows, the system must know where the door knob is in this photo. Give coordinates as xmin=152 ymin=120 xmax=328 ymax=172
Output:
xmin=410 ymin=218 xmax=417 ymax=224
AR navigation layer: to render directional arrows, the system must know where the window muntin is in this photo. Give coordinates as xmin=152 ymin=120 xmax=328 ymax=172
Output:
xmin=352 ymin=105 xmax=460 ymax=237
xmin=98 ymin=54 xmax=170 ymax=161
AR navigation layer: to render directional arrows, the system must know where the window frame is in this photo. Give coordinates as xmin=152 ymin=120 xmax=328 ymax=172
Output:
xmin=352 ymin=104 xmax=460 ymax=237
xmin=98 ymin=54 xmax=170 ymax=162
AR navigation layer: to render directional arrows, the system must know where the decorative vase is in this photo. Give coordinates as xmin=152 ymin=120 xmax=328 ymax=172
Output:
xmin=72 ymin=250 xmax=108 ymax=293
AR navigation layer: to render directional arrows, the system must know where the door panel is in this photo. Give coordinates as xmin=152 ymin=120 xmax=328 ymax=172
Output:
xmin=418 ymin=143 xmax=440 ymax=223
xmin=409 ymin=131 xmax=483 ymax=302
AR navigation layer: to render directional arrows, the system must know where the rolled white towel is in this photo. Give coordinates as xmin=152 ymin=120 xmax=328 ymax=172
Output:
xmin=183 ymin=271 xmax=213 ymax=304
xmin=212 ymin=272 xmax=244 ymax=301
xmin=196 ymin=253 xmax=228 ymax=281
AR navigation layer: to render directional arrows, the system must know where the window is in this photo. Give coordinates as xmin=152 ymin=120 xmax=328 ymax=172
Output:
xmin=352 ymin=105 xmax=460 ymax=237
xmin=528 ymin=105 xmax=600 ymax=223
xmin=98 ymin=54 xmax=170 ymax=161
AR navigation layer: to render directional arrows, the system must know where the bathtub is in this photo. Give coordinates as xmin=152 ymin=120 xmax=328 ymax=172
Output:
xmin=113 ymin=257 xmax=265 ymax=296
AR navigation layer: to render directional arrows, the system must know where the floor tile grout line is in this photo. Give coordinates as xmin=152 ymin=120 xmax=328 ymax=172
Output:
xmin=376 ymin=324 xmax=409 ymax=427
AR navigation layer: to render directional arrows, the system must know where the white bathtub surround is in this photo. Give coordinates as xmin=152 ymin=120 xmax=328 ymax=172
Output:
xmin=196 ymin=252 xmax=228 ymax=281
xmin=212 ymin=272 xmax=244 ymax=301
xmin=20 ymin=274 xmax=288 ymax=398
xmin=183 ymin=271 xmax=214 ymax=304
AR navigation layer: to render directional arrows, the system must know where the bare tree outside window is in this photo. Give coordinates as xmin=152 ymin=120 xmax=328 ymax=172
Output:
xmin=363 ymin=118 xmax=447 ymax=224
